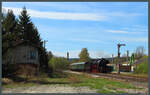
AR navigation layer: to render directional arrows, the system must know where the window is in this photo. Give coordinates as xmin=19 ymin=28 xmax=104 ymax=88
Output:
xmin=29 ymin=51 xmax=36 ymax=60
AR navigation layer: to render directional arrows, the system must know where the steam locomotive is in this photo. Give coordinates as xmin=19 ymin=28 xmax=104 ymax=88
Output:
xmin=70 ymin=58 xmax=113 ymax=73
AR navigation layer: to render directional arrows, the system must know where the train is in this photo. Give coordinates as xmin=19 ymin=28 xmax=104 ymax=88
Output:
xmin=70 ymin=58 xmax=113 ymax=73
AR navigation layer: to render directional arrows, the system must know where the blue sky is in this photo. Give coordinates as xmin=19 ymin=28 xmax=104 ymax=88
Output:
xmin=2 ymin=2 xmax=148 ymax=58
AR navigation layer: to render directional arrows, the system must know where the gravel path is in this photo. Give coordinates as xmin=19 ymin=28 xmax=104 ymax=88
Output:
xmin=2 ymin=84 xmax=98 ymax=93
xmin=2 ymin=84 xmax=148 ymax=94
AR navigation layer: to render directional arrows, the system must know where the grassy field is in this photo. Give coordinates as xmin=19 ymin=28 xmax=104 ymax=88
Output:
xmin=2 ymin=72 xmax=144 ymax=94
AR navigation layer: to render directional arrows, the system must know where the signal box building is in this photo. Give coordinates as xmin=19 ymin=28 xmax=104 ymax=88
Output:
xmin=3 ymin=40 xmax=40 ymax=75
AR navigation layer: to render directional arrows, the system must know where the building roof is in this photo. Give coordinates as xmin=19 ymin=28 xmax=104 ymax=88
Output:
xmin=3 ymin=40 xmax=41 ymax=55
xmin=71 ymin=62 xmax=85 ymax=65
xmin=12 ymin=40 xmax=41 ymax=49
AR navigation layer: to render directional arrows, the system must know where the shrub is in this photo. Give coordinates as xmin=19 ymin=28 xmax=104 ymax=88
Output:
xmin=2 ymin=64 xmax=18 ymax=77
xmin=134 ymin=55 xmax=148 ymax=74
xmin=48 ymin=56 xmax=70 ymax=72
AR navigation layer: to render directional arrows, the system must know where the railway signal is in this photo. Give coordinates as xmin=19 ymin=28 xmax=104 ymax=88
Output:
xmin=117 ymin=43 xmax=126 ymax=74
xmin=126 ymin=50 xmax=129 ymax=65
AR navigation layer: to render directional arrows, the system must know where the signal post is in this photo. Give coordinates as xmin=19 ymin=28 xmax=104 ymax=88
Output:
xmin=117 ymin=43 xmax=126 ymax=74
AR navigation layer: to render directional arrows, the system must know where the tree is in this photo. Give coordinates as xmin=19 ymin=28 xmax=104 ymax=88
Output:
xmin=71 ymin=59 xmax=79 ymax=63
xmin=18 ymin=7 xmax=34 ymax=41
xmin=2 ymin=9 xmax=18 ymax=57
xmin=79 ymin=48 xmax=90 ymax=62
xmin=135 ymin=46 xmax=145 ymax=59
xmin=2 ymin=10 xmax=20 ymax=77
xmin=18 ymin=7 xmax=42 ymax=45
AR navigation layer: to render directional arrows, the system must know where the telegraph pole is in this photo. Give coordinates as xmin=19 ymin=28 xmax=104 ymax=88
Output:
xmin=38 ymin=40 xmax=48 ymax=77
xmin=117 ymin=43 xmax=126 ymax=74
xmin=43 ymin=40 xmax=48 ymax=49
xmin=43 ymin=40 xmax=48 ymax=69
xmin=112 ymin=54 xmax=114 ymax=64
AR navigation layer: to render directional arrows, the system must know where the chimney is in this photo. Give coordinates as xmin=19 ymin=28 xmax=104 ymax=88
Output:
xmin=67 ymin=52 xmax=69 ymax=60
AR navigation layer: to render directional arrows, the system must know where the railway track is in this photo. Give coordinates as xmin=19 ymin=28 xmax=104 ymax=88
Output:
xmin=90 ymin=73 xmax=148 ymax=83
xmin=66 ymin=70 xmax=148 ymax=84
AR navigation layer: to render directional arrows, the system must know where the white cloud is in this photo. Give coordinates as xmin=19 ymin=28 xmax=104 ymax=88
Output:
xmin=89 ymin=51 xmax=111 ymax=58
xmin=105 ymin=27 xmax=147 ymax=34
xmin=71 ymin=38 xmax=103 ymax=43
xmin=116 ymin=37 xmax=148 ymax=42
xmin=52 ymin=50 xmax=79 ymax=58
xmin=2 ymin=7 xmax=107 ymax=21
xmin=2 ymin=6 xmax=142 ymax=22
xmin=108 ymin=12 xmax=142 ymax=17
xmin=52 ymin=51 xmax=67 ymax=58
xmin=106 ymin=30 xmax=129 ymax=34
xmin=52 ymin=50 xmax=111 ymax=58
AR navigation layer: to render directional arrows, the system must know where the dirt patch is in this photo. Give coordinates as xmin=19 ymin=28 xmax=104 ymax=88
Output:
xmin=2 ymin=84 xmax=98 ymax=93
xmin=117 ymin=88 xmax=148 ymax=94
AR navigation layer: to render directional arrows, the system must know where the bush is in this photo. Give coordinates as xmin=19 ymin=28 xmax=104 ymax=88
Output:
xmin=134 ymin=55 xmax=148 ymax=74
xmin=2 ymin=78 xmax=13 ymax=84
xmin=48 ymin=56 xmax=70 ymax=72
xmin=2 ymin=64 xmax=18 ymax=77
xmin=3 ymin=63 xmax=38 ymax=79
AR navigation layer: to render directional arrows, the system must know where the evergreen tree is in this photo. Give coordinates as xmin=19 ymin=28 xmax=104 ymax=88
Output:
xmin=18 ymin=7 xmax=49 ymax=72
xmin=2 ymin=10 xmax=18 ymax=55
xmin=18 ymin=7 xmax=32 ymax=41
xmin=79 ymin=48 xmax=90 ymax=62
xmin=18 ymin=7 xmax=42 ymax=46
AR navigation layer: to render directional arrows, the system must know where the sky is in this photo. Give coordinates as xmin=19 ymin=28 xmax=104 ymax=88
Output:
xmin=2 ymin=2 xmax=148 ymax=58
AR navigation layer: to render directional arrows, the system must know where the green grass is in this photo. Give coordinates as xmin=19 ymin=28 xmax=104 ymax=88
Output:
xmin=68 ymin=74 xmax=139 ymax=94
xmin=2 ymin=72 xmax=143 ymax=94
xmin=135 ymin=56 xmax=148 ymax=74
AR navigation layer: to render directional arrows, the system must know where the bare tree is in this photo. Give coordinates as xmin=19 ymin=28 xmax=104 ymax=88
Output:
xmin=122 ymin=53 xmax=127 ymax=57
xmin=135 ymin=46 xmax=145 ymax=59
